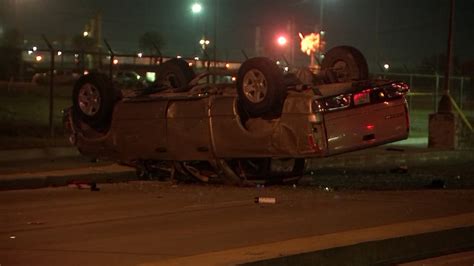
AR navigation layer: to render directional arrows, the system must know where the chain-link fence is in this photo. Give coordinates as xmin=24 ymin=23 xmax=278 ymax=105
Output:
xmin=375 ymin=72 xmax=473 ymax=139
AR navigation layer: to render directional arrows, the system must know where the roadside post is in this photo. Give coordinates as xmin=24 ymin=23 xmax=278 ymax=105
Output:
xmin=428 ymin=0 xmax=458 ymax=149
xmin=41 ymin=34 xmax=55 ymax=138
xmin=104 ymin=39 xmax=115 ymax=79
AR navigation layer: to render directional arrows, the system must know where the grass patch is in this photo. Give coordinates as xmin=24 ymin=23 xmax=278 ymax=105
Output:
xmin=0 ymin=82 xmax=72 ymax=148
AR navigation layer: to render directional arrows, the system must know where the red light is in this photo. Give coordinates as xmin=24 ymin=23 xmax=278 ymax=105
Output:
xmin=354 ymin=89 xmax=371 ymax=106
xmin=307 ymin=134 xmax=318 ymax=151
xmin=366 ymin=124 xmax=375 ymax=130
xmin=277 ymin=36 xmax=287 ymax=46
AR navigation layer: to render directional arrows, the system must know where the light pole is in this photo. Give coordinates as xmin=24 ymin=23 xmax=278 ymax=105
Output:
xmin=319 ymin=0 xmax=324 ymax=32
xmin=438 ymin=0 xmax=455 ymax=113
xmin=191 ymin=2 xmax=203 ymax=56
xmin=428 ymin=0 xmax=458 ymax=149
xmin=316 ymin=0 xmax=326 ymax=62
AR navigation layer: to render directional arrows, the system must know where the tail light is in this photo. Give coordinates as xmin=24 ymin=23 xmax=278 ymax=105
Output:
xmin=312 ymin=94 xmax=351 ymax=112
xmin=353 ymin=89 xmax=371 ymax=106
xmin=392 ymin=82 xmax=409 ymax=95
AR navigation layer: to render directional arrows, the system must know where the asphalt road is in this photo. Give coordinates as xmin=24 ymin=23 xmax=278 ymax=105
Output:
xmin=1 ymin=182 xmax=474 ymax=266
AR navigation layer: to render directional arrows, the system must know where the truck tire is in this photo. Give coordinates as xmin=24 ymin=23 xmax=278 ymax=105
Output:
xmin=72 ymin=73 xmax=117 ymax=131
xmin=156 ymin=58 xmax=195 ymax=91
xmin=237 ymin=57 xmax=285 ymax=117
xmin=321 ymin=46 xmax=369 ymax=83
xmin=215 ymin=158 xmax=305 ymax=185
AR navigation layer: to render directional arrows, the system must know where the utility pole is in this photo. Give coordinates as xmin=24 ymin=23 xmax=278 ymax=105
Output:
xmin=428 ymin=0 xmax=457 ymax=149
xmin=438 ymin=0 xmax=455 ymax=113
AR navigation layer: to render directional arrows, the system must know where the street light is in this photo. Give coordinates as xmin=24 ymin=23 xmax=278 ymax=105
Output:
xmin=191 ymin=3 xmax=202 ymax=14
xmin=277 ymin=35 xmax=288 ymax=46
xmin=199 ymin=38 xmax=210 ymax=49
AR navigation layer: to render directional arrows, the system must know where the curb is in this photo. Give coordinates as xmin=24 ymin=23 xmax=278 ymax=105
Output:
xmin=307 ymin=148 xmax=474 ymax=169
xmin=0 ymin=147 xmax=79 ymax=162
xmin=244 ymin=226 xmax=474 ymax=266
xmin=0 ymin=164 xmax=136 ymax=191
xmin=140 ymin=212 xmax=474 ymax=266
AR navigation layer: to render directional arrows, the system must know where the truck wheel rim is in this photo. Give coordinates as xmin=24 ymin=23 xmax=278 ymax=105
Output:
xmin=78 ymin=83 xmax=101 ymax=116
xmin=333 ymin=60 xmax=350 ymax=82
xmin=243 ymin=69 xmax=267 ymax=103
xmin=165 ymin=73 xmax=180 ymax=88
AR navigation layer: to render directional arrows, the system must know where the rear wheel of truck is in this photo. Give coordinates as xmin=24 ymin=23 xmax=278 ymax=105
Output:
xmin=72 ymin=73 xmax=118 ymax=131
xmin=156 ymin=58 xmax=196 ymax=91
xmin=321 ymin=46 xmax=369 ymax=83
xmin=237 ymin=57 xmax=286 ymax=118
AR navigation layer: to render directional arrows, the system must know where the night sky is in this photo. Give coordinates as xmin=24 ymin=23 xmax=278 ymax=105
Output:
xmin=1 ymin=0 xmax=473 ymax=72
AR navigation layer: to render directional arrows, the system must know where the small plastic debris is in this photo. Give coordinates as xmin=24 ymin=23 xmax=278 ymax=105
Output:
xmin=68 ymin=181 xmax=100 ymax=191
xmin=390 ymin=165 xmax=408 ymax=174
xmin=254 ymin=197 xmax=276 ymax=204
xmin=90 ymin=182 xmax=100 ymax=192
xmin=428 ymin=179 xmax=446 ymax=189
xmin=323 ymin=186 xmax=333 ymax=192
xmin=386 ymin=147 xmax=405 ymax=152
xmin=27 ymin=221 xmax=44 ymax=225
xmin=90 ymin=182 xmax=99 ymax=191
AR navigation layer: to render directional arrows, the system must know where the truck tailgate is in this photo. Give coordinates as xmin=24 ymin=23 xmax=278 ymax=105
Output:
xmin=323 ymin=99 xmax=409 ymax=155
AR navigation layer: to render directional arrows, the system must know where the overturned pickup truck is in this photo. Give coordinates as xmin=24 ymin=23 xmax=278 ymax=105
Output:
xmin=64 ymin=46 xmax=409 ymax=184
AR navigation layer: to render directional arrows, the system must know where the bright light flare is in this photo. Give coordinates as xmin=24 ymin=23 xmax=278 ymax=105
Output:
xmin=383 ymin=63 xmax=390 ymax=70
xmin=191 ymin=3 xmax=202 ymax=14
xmin=277 ymin=36 xmax=287 ymax=46
xmin=137 ymin=52 xmax=143 ymax=58
xmin=113 ymin=59 xmax=119 ymax=65
xmin=83 ymin=31 xmax=89 ymax=37
xmin=299 ymin=32 xmax=320 ymax=55
xmin=35 ymin=55 xmax=42 ymax=62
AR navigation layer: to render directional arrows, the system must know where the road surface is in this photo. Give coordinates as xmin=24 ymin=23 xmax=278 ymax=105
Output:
xmin=1 ymin=182 xmax=474 ymax=265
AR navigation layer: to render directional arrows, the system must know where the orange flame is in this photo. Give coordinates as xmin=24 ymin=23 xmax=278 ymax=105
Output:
xmin=299 ymin=32 xmax=320 ymax=56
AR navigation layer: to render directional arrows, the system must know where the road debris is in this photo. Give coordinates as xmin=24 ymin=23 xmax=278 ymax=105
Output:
xmin=386 ymin=147 xmax=405 ymax=152
xmin=254 ymin=197 xmax=276 ymax=204
xmin=68 ymin=181 xmax=100 ymax=191
xmin=390 ymin=165 xmax=408 ymax=174
xmin=323 ymin=186 xmax=333 ymax=192
xmin=428 ymin=179 xmax=446 ymax=189
xmin=27 ymin=221 xmax=45 ymax=225
xmin=90 ymin=182 xmax=100 ymax=191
